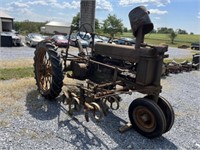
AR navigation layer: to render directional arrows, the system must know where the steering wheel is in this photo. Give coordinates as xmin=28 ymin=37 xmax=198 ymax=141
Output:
xmin=78 ymin=23 xmax=94 ymax=40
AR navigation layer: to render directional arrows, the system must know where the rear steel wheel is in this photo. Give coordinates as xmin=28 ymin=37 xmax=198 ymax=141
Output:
xmin=34 ymin=41 xmax=64 ymax=100
xmin=128 ymin=98 xmax=166 ymax=138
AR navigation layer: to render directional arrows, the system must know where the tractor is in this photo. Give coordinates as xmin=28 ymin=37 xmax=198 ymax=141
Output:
xmin=33 ymin=6 xmax=174 ymax=138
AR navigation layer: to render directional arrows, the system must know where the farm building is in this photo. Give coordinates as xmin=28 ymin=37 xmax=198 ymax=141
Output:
xmin=41 ymin=21 xmax=71 ymax=35
xmin=0 ymin=10 xmax=14 ymax=32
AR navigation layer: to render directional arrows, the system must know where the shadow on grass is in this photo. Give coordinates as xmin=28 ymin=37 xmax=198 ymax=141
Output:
xmin=26 ymin=89 xmax=177 ymax=149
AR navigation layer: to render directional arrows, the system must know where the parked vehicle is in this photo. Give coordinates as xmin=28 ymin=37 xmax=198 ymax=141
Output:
xmin=98 ymin=35 xmax=109 ymax=43
xmin=98 ymin=36 xmax=116 ymax=44
xmin=51 ymin=35 xmax=69 ymax=47
xmin=0 ymin=32 xmax=21 ymax=46
xmin=25 ymin=33 xmax=45 ymax=47
xmin=77 ymin=32 xmax=91 ymax=41
xmin=191 ymin=42 xmax=200 ymax=50
xmin=89 ymin=35 xmax=103 ymax=47
xmin=42 ymin=35 xmax=50 ymax=40
xmin=10 ymin=29 xmax=19 ymax=35
xmin=76 ymin=32 xmax=103 ymax=47
xmin=68 ymin=34 xmax=89 ymax=48
xmin=114 ymin=37 xmax=135 ymax=45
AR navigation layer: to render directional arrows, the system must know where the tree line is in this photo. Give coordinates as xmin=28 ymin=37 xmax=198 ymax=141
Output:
xmin=14 ymin=20 xmax=46 ymax=34
xmin=155 ymin=27 xmax=191 ymax=34
xmin=14 ymin=13 xmax=192 ymax=44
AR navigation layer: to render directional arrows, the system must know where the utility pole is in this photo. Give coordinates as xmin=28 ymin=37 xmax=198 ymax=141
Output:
xmin=80 ymin=0 xmax=96 ymax=33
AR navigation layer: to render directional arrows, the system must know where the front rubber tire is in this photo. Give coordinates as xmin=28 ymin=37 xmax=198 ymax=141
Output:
xmin=157 ymin=96 xmax=175 ymax=133
xmin=128 ymin=98 xmax=166 ymax=138
xmin=144 ymin=95 xmax=175 ymax=133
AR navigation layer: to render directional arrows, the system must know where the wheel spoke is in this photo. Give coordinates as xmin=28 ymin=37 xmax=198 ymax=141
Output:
xmin=34 ymin=42 xmax=63 ymax=99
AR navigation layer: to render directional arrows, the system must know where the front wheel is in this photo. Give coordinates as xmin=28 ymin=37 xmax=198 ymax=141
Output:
xmin=34 ymin=42 xmax=64 ymax=100
xmin=157 ymin=96 xmax=175 ymax=133
xmin=128 ymin=98 xmax=166 ymax=138
xmin=144 ymin=95 xmax=175 ymax=133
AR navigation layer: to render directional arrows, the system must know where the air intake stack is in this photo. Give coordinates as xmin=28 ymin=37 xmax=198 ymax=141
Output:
xmin=129 ymin=6 xmax=154 ymax=48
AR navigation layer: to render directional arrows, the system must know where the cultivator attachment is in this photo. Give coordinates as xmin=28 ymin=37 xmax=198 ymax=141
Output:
xmin=62 ymin=82 xmax=125 ymax=122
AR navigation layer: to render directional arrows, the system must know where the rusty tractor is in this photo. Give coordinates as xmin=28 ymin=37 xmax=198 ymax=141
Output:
xmin=33 ymin=6 xmax=174 ymax=138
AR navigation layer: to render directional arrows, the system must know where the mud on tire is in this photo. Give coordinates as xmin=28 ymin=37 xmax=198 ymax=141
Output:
xmin=34 ymin=41 xmax=64 ymax=100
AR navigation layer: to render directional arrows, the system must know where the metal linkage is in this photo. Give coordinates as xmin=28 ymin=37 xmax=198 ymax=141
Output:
xmin=62 ymin=80 xmax=126 ymax=122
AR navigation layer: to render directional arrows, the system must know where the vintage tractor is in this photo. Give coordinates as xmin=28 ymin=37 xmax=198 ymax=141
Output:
xmin=33 ymin=6 xmax=174 ymax=138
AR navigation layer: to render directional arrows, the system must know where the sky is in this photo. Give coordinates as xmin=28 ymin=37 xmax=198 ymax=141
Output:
xmin=0 ymin=0 xmax=200 ymax=34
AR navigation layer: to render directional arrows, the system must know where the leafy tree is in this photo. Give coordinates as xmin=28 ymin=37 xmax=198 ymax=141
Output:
xmin=169 ymin=31 xmax=177 ymax=44
xmin=128 ymin=29 xmax=132 ymax=32
xmin=13 ymin=22 xmax=21 ymax=31
xmin=177 ymin=29 xmax=188 ymax=34
xmin=151 ymin=29 xmax=157 ymax=33
xmin=123 ymin=27 xmax=128 ymax=32
xmin=157 ymin=27 xmax=173 ymax=34
xmin=71 ymin=12 xmax=100 ymax=30
xmin=71 ymin=12 xmax=80 ymax=30
xmin=103 ymin=14 xmax=123 ymax=38
xmin=13 ymin=21 xmax=46 ymax=34
xmin=95 ymin=18 xmax=100 ymax=29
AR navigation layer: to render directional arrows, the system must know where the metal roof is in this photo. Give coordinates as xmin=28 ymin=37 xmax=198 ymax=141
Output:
xmin=0 ymin=10 xmax=13 ymax=19
xmin=46 ymin=21 xmax=70 ymax=27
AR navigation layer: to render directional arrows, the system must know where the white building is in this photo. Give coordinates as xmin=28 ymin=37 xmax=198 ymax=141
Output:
xmin=41 ymin=21 xmax=71 ymax=34
xmin=0 ymin=10 xmax=14 ymax=32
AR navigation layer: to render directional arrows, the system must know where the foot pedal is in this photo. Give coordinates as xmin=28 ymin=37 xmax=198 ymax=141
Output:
xmin=118 ymin=122 xmax=132 ymax=133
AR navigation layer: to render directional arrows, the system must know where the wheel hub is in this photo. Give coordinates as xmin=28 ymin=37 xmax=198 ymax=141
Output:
xmin=134 ymin=106 xmax=156 ymax=132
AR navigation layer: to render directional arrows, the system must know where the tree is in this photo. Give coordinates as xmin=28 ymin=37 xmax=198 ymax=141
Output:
xmin=71 ymin=12 xmax=80 ymax=30
xmin=177 ymin=29 xmax=188 ymax=34
xmin=13 ymin=21 xmax=46 ymax=34
xmin=95 ymin=18 xmax=100 ymax=29
xmin=103 ymin=14 xmax=123 ymax=38
xmin=71 ymin=12 xmax=100 ymax=31
xmin=169 ymin=31 xmax=177 ymax=44
xmin=151 ymin=29 xmax=157 ymax=33
xmin=123 ymin=27 xmax=128 ymax=32
xmin=157 ymin=27 xmax=173 ymax=34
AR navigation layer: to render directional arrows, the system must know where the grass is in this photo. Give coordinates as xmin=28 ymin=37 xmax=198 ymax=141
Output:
xmin=120 ymin=32 xmax=200 ymax=47
xmin=0 ymin=59 xmax=34 ymax=69
xmin=0 ymin=78 xmax=36 ymax=102
xmin=0 ymin=59 xmax=34 ymax=80
xmin=164 ymin=57 xmax=193 ymax=63
xmin=0 ymin=67 xmax=34 ymax=80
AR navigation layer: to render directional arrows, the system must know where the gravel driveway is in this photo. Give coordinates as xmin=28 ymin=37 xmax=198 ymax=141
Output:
xmin=0 ymin=45 xmax=199 ymax=149
xmin=0 ymin=71 xmax=200 ymax=149
xmin=0 ymin=45 xmax=195 ymax=60
xmin=0 ymin=46 xmax=78 ymax=60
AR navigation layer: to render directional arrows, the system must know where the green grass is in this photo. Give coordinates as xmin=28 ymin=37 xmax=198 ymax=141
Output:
xmin=164 ymin=57 xmax=193 ymax=63
xmin=120 ymin=32 xmax=200 ymax=47
xmin=0 ymin=67 xmax=34 ymax=80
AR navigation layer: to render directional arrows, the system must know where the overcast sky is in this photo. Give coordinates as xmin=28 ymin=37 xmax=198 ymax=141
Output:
xmin=0 ymin=0 xmax=199 ymax=34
